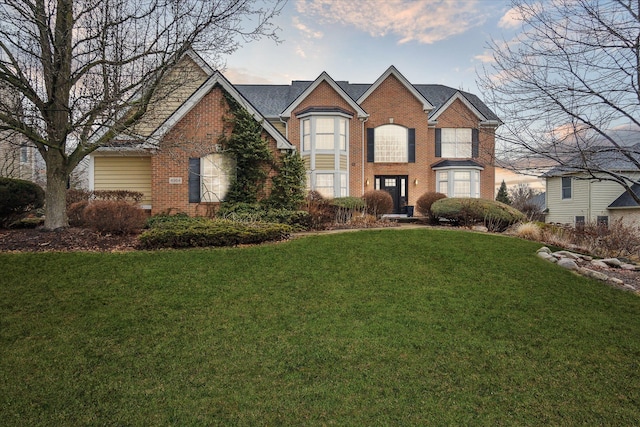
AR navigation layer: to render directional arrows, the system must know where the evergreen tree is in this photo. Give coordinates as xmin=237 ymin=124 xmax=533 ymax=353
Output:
xmin=496 ymin=180 xmax=511 ymax=205
xmin=267 ymin=151 xmax=307 ymax=210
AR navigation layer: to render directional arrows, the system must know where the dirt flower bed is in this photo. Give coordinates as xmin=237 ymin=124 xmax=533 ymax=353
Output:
xmin=0 ymin=228 xmax=140 ymax=253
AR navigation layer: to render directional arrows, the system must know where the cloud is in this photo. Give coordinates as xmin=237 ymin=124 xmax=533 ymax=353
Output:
xmin=474 ymin=53 xmax=495 ymax=64
xmin=295 ymin=0 xmax=488 ymax=45
xmin=498 ymin=7 xmax=522 ymax=29
xmin=292 ymin=16 xmax=323 ymax=39
xmin=223 ymin=68 xmax=273 ymax=84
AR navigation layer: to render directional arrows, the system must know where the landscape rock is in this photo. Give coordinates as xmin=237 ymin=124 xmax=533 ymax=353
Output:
xmin=557 ymin=258 xmax=579 ymax=270
xmin=590 ymin=260 xmax=609 ymax=269
xmin=537 ymin=252 xmax=557 ymax=262
xmin=608 ymin=277 xmax=624 ymax=285
xmin=554 ymin=250 xmax=580 ymax=260
xmin=579 ymin=268 xmax=610 ymax=282
xmin=537 ymin=247 xmax=552 ymax=254
xmin=472 ymin=225 xmax=488 ymax=232
xmin=621 ymin=263 xmax=639 ymax=271
xmin=602 ymin=258 xmax=623 ymax=268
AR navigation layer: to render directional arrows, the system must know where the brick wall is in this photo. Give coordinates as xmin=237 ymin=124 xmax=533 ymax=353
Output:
xmin=151 ymin=86 xmax=279 ymax=215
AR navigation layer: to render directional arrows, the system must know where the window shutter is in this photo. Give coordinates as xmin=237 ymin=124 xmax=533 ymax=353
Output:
xmin=435 ymin=128 xmax=441 ymax=158
xmin=188 ymin=157 xmax=201 ymax=203
xmin=472 ymin=128 xmax=479 ymax=158
xmin=408 ymin=128 xmax=416 ymax=163
xmin=367 ymin=128 xmax=375 ymax=162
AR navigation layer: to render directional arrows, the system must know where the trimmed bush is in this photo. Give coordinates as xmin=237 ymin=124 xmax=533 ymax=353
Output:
xmin=416 ymin=192 xmax=447 ymax=224
xmin=68 ymin=201 xmax=89 ymax=227
xmin=431 ymin=198 xmax=525 ymax=232
xmin=216 ymin=202 xmax=310 ymax=230
xmin=0 ymin=177 xmax=45 ymax=227
xmin=362 ymin=190 xmax=393 ymax=218
xmin=66 ymin=189 xmax=143 ymax=208
xmin=83 ymin=200 xmax=147 ymax=234
xmin=139 ymin=218 xmax=292 ymax=249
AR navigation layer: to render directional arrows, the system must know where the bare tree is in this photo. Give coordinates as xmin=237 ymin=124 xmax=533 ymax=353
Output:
xmin=0 ymin=0 xmax=283 ymax=229
xmin=479 ymin=0 xmax=640 ymax=203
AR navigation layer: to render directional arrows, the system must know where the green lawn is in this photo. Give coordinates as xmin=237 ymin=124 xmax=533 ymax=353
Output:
xmin=1 ymin=228 xmax=639 ymax=425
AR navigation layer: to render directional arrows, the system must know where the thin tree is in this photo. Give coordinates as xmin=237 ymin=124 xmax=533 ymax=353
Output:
xmin=0 ymin=0 xmax=284 ymax=229
xmin=479 ymin=0 xmax=640 ymax=204
xmin=496 ymin=180 xmax=511 ymax=204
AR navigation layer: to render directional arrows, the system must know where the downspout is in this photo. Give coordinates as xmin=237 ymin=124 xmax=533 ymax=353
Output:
xmin=360 ymin=116 xmax=368 ymax=195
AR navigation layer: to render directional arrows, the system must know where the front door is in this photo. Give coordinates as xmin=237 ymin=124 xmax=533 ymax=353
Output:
xmin=376 ymin=175 xmax=408 ymax=214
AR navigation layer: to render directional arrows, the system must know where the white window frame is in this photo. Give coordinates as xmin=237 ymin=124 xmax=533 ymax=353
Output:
xmin=441 ymin=128 xmax=472 ymax=159
xmin=374 ymin=124 xmax=408 ymax=163
xmin=201 ymin=153 xmax=235 ymax=202
xmin=435 ymin=168 xmax=481 ymax=198
xmin=561 ymin=176 xmax=572 ymax=200
xmin=300 ymin=113 xmax=350 ymax=198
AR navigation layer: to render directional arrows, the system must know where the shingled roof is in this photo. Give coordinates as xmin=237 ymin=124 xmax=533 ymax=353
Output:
xmin=235 ymin=79 xmax=499 ymax=122
xmin=608 ymin=183 xmax=640 ymax=209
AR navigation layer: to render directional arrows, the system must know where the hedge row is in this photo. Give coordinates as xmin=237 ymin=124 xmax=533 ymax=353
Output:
xmin=139 ymin=217 xmax=292 ymax=249
xmin=431 ymin=198 xmax=525 ymax=231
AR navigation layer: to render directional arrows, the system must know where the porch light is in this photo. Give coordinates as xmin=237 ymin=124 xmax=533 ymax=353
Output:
xmin=414 ymin=179 xmax=419 ymax=185
xmin=366 ymin=179 xmax=370 ymax=186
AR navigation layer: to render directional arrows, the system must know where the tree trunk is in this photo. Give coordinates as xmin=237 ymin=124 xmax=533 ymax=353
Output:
xmin=43 ymin=150 xmax=69 ymax=230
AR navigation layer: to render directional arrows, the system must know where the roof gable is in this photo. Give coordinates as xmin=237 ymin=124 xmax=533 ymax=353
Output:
xmin=150 ymin=71 xmax=294 ymax=150
xmin=429 ymin=91 xmax=500 ymax=126
xmin=357 ymin=66 xmax=434 ymax=112
xmin=280 ymin=72 xmax=367 ymax=119
xmin=608 ymin=183 xmax=640 ymax=209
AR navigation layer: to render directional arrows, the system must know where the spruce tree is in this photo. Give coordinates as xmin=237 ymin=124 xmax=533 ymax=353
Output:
xmin=496 ymin=180 xmax=511 ymax=205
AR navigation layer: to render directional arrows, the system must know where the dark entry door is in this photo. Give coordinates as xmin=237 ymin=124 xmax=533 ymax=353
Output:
xmin=376 ymin=175 xmax=408 ymax=214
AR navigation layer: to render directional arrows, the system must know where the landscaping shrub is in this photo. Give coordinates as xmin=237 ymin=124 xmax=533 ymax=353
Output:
xmin=0 ymin=177 xmax=45 ymax=227
xmin=139 ymin=217 xmax=292 ymax=249
xmin=362 ymin=190 xmax=393 ymax=218
xmin=431 ymin=198 xmax=525 ymax=232
xmin=83 ymin=200 xmax=147 ymax=234
xmin=216 ymin=202 xmax=310 ymax=230
xmin=416 ymin=192 xmax=447 ymax=224
xmin=66 ymin=189 xmax=143 ymax=208
xmin=303 ymin=191 xmax=335 ymax=230
xmin=332 ymin=197 xmax=366 ymax=224
xmin=514 ymin=221 xmax=542 ymax=241
xmin=68 ymin=201 xmax=89 ymax=227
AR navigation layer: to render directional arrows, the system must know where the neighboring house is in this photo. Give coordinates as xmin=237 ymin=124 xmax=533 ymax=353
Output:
xmin=544 ymin=144 xmax=640 ymax=226
xmin=89 ymin=53 xmax=501 ymax=215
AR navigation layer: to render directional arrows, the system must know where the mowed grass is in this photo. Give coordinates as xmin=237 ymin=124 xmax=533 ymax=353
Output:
xmin=1 ymin=228 xmax=639 ymax=425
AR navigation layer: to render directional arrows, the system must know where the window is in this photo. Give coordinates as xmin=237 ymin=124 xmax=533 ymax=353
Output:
xmin=300 ymin=115 xmax=349 ymax=198
xmin=301 ymin=116 xmax=348 ymax=152
xmin=441 ymin=128 xmax=472 ymax=158
xmin=436 ymin=169 xmax=480 ymax=198
xmin=374 ymin=125 xmax=408 ymax=162
xmin=575 ymin=215 xmax=585 ymax=228
xmin=20 ymin=145 xmax=28 ymax=163
xmin=597 ymin=216 xmax=609 ymax=227
xmin=189 ymin=153 xmax=235 ymax=203
xmin=562 ymin=177 xmax=572 ymax=199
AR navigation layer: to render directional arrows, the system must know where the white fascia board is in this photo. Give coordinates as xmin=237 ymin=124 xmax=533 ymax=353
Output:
xmin=280 ymin=72 xmax=368 ymax=119
xmin=151 ymin=71 xmax=294 ymax=150
xmin=357 ymin=66 xmax=434 ymax=112
xmin=430 ymin=92 xmax=487 ymax=122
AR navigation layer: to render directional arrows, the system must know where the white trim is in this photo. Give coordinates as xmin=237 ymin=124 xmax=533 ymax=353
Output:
xmin=150 ymin=71 xmax=294 ymax=150
xmin=280 ymin=72 xmax=368 ymax=119
xmin=88 ymin=155 xmax=95 ymax=191
xmin=432 ymin=164 xmax=484 ymax=171
xmin=357 ymin=66 xmax=434 ymax=113
xmin=430 ymin=92 xmax=487 ymax=122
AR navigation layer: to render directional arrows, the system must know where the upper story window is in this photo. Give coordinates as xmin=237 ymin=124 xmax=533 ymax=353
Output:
xmin=375 ymin=125 xmax=407 ymax=162
xmin=367 ymin=125 xmax=416 ymax=163
xmin=561 ymin=176 xmax=572 ymax=199
xmin=301 ymin=116 xmax=347 ymax=152
xmin=442 ymin=128 xmax=471 ymax=158
xmin=436 ymin=128 xmax=479 ymax=159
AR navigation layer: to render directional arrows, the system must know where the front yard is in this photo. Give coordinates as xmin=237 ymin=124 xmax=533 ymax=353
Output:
xmin=1 ymin=229 xmax=639 ymax=425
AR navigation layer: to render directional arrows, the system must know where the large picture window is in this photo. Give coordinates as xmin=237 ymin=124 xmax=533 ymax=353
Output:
xmin=188 ymin=153 xmax=235 ymax=203
xmin=374 ymin=125 xmax=408 ymax=162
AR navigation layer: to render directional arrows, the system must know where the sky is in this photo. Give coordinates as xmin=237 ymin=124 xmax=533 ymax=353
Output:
xmin=223 ymin=0 xmax=520 ymax=98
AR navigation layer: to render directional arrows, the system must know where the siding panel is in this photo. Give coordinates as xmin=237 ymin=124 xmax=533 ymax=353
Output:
xmin=93 ymin=156 xmax=152 ymax=206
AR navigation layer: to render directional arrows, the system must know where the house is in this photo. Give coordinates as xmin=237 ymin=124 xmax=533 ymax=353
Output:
xmin=89 ymin=52 xmax=501 ymax=216
xmin=544 ymin=144 xmax=640 ymax=226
